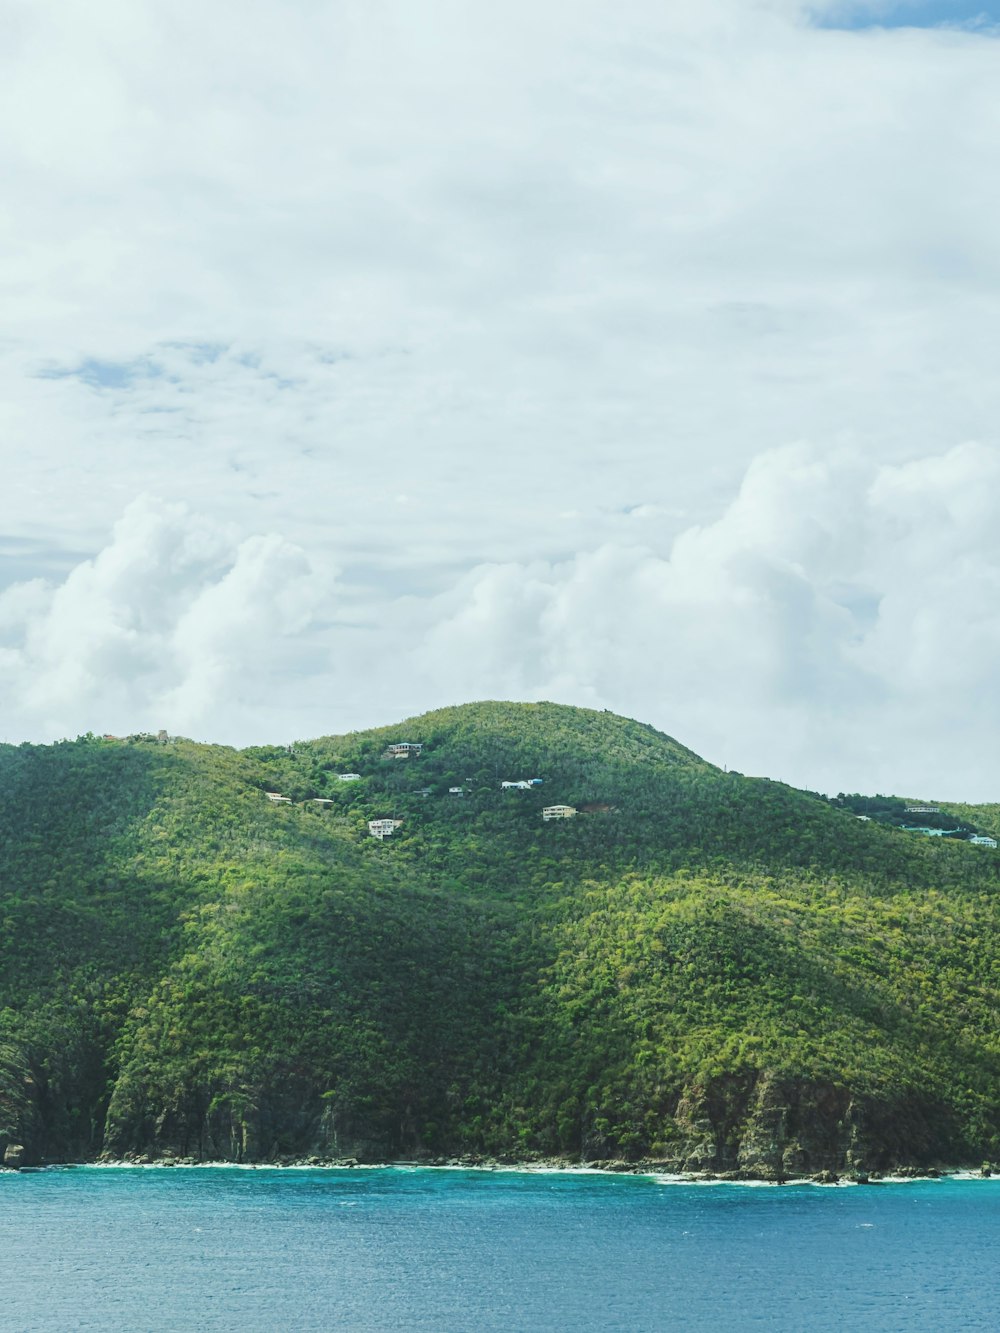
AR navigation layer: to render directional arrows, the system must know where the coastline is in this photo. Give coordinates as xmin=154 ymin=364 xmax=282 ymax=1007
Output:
xmin=5 ymin=1156 xmax=995 ymax=1187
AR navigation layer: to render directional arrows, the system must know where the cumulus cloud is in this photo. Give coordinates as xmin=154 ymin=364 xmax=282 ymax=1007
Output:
xmin=409 ymin=442 xmax=1000 ymax=797
xmin=0 ymin=497 xmax=331 ymax=740
xmin=3 ymin=444 xmax=999 ymax=799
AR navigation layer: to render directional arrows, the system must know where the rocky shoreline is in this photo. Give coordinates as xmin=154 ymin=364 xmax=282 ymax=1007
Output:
xmin=3 ymin=1146 xmax=994 ymax=1185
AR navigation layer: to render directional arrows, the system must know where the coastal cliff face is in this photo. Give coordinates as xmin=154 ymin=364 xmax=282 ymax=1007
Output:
xmin=2 ymin=702 xmax=1000 ymax=1172
xmin=658 ymin=1074 xmax=952 ymax=1178
xmin=85 ymin=1071 xmax=959 ymax=1177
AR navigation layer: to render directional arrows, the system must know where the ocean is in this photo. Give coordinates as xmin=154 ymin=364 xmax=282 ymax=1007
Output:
xmin=1 ymin=1166 xmax=997 ymax=1330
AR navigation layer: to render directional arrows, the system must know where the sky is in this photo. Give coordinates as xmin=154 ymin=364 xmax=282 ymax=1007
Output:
xmin=2 ymin=0 xmax=1000 ymax=799
xmin=820 ymin=2 xmax=999 ymax=29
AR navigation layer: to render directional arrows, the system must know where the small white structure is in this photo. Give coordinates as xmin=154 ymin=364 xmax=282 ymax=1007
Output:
xmin=905 ymin=805 xmax=940 ymax=814
xmin=970 ymin=835 xmax=998 ymax=848
xmin=310 ymin=798 xmax=335 ymax=806
xmin=265 ymin=792 xmax=292 ymax=804
xmin=368 ymin=815 xmax=402 ymax=837
xmin=337 ymin=773 xmax=362 ymax=782
xmin=449 ymin=786 xmax=464 ymax=795
xmin=856 ymin=815 xmax=871 ymax=822
xmin=501 ymin=780 xmax=533 ymax=790
xmin=385 ymin=742 xmax=422 ymax=759
xmin=542 ymin=805 xmax=577 ymax=820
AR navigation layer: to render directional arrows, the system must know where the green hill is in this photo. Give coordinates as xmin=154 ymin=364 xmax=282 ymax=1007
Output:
xmin=2 ymin=700 xmax=999 ymax=1178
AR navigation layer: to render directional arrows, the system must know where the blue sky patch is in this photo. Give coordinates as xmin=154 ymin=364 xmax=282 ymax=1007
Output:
xmin=37 ymin=357 xmax=164 ymax=390
xmin=816 ymin=2 xmax=999 ymax=29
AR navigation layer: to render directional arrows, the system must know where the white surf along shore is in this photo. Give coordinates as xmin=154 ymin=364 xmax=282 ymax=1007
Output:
xmin=35 ymin=1160 xmax=998 ymax=1188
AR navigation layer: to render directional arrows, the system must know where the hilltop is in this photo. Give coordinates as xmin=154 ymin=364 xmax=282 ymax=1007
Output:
xmin=2 ymin=700 xmax=999 ymax=1179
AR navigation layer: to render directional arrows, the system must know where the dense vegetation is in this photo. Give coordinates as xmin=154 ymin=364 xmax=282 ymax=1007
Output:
xmin=2 ymin=701 xmax=999 ymax=1177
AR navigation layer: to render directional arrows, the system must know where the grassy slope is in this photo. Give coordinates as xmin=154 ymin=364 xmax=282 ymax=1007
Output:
xmin=2 ymin=701 xmax=999 ymax=1170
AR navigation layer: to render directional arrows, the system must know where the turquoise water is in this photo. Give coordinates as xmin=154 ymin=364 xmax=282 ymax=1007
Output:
xmin=1 ymin=1167 xmax=998 ymax=1330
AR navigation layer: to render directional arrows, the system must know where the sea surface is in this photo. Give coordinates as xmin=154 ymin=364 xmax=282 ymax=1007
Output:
xmin=1 ymin=1166 xmax=998 ymax=1331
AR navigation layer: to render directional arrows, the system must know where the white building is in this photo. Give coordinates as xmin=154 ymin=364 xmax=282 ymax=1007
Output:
xmin=385 ymin=742 xmax=422 ymax=759
xmin=501 ymin=780 xmax=533 ymax=790
xmin=310 ymin=798 xmax=335 ymax=805
xmin=449 ymin=786 xmax=464 ymax=795
xmin=542 ymin=805 xmax=577 ymax=820
xmin=265 ymin=792 xmax=292 ymax=804
xmin=368 ymin=815 xmax=402 ymax=837
xmin=337 ymin=773 xmax=362 ymax=782
xmin=970 ymin=835 xmax=998 ymax=848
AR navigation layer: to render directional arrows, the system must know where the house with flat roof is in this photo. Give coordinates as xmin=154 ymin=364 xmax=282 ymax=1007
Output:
xmin=368 ymin=818 xmax=403 ymax=839
xmin=970 ymin=835 xmax=998 ymax=848
xmin=384 ymin=742 xmax=422 ymax=759
xmin=542 ymin=805 xmax=577 ymax=820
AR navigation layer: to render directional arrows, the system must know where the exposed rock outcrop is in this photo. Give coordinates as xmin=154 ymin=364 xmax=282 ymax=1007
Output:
xmin=645 ymin=1071 xmax=961 ymax=1179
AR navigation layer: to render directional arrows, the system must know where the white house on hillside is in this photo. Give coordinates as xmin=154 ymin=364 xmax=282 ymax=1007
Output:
xmin=970 ymin=834 xmax=998 ymax=848
xmin=542 ymin=805 xmax=577 ymax=820
xmin=337 ymin=773 xmax=361 ymax=782
xmin=501 ymin=780 xmax=533 ymax=790
xmin=368 ymin=818 xmax=403 ymax=839
xmin=385 ymin=743 xmax=422 ymax=759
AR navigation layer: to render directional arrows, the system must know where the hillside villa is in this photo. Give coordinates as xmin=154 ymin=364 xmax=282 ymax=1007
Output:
xmin=384 ymin=743 xmax=422 ymax=759
xmin=368 ymin=818 xmax=404 ymax=839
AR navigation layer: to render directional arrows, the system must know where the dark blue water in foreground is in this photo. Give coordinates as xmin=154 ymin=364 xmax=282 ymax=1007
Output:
xmin=2 ymin=1168 xmax=998 ymax=1331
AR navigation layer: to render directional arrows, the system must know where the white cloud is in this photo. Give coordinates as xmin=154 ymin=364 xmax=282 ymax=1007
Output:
xmin=408 ymin=442 xmax=1000 ymax=797
xmin=3 ymin=2 xmax=1000 ymax=792
xmin=4 ymin=3 xmax=1000 ymax=564
xmin=3 ymin=444 xmax=999 ymax=799
xmin=0 ymin=497 xmax=331 ymax=740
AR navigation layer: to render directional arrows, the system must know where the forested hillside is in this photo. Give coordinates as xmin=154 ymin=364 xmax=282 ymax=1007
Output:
xmin=2 ymin=701 xmax=999 ymax=1178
